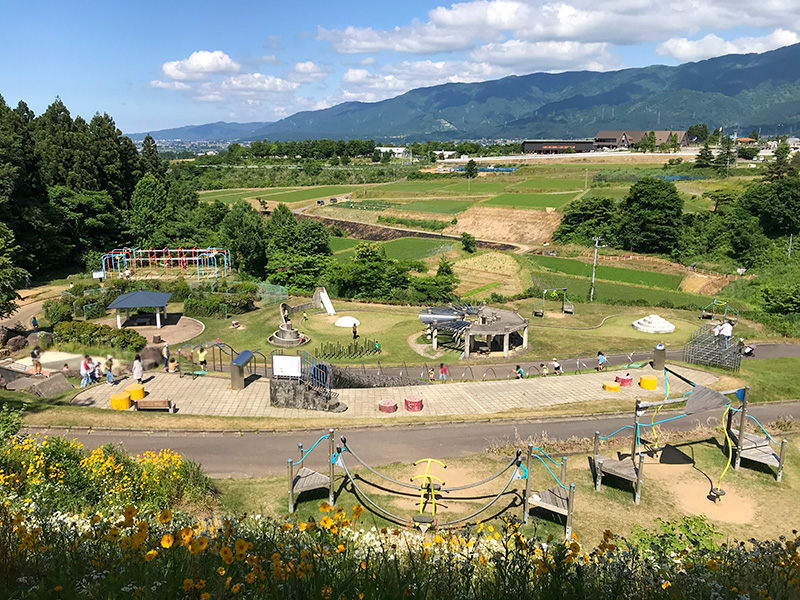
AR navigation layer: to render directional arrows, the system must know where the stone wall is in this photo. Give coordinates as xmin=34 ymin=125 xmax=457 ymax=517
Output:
xmin=329 ymin=366 xmax=429 ymax=389
xmin=270 ymin=378 xmax=341 ymax=411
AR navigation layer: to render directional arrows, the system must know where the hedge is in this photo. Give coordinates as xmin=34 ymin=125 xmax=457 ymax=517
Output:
xmin=53 ymin=321 xmax=147 ymax=352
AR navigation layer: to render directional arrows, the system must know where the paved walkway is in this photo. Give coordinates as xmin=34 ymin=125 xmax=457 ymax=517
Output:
xmin=71 ymin=364 xmax=717 ymax=419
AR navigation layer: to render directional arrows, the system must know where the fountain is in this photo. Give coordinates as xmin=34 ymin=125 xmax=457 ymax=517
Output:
xmin=269 ymin=321 xmax=309 ymax=347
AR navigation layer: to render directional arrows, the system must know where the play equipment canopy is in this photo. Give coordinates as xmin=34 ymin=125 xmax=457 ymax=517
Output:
xmin=107 ymin=290 xmax=173 ymax=329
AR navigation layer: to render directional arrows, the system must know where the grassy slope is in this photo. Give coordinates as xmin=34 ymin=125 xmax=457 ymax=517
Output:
xmin=484 ymin=192 xmax=577 ymax=208
xmin=528 ymin=255 xmax=685 ymax=289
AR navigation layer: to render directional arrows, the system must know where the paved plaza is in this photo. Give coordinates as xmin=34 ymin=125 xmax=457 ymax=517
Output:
xmin=71 ymin=365 xmax=718 ymax=419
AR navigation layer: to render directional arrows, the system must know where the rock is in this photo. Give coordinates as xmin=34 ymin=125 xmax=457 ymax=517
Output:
xmin=142 ymin=359 xmax=160 ymax=371
xmin=26 ymin=332 xmax=40 ymax=346
xmin=0 ymin=326 xmax=10 ymax=346
xmin=28 ymin=373 xmax=73 ymax=397
xmin=6 ymin=335 xmax=27 ymax=352
xmin=5 ymin=377 xmax=37 ymax=391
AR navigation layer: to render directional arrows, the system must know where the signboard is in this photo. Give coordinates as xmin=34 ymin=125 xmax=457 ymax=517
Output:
xmin=92 ymin=271 xmax=105 ymax=280
xmin=272 ymin=354 xmax=302 ymax=378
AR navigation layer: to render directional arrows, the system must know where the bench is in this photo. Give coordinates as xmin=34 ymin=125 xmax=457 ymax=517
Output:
xmin=135 ymin=399 xmax=176 ymax=413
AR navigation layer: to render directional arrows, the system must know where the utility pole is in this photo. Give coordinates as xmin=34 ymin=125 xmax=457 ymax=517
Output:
xmin=790 ymin=233 xmax=794 ymax=259
xmin=585 ymin=168 xmax=588 ymax=190
xmin=590 ymin=237 xmax=606 ymax=302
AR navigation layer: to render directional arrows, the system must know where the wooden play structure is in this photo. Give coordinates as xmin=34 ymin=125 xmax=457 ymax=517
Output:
xmin=287 ymin=429 xmax=336 ymax=513
xmin=522 ymin=444 xmax=575 ymax=540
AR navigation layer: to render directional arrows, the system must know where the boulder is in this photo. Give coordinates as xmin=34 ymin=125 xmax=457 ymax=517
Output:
xmin=28 ymin=373 xmax=73 ymax=397
xmin=6 ymin=335 xmax=27 ymax=352
xmin=5 ymin=377 xmax=37 ymax=391
xmin=26 ymin=332 xmax=39 ymax=346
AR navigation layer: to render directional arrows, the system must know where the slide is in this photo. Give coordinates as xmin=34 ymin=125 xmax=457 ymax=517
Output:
xmin=318 ymin=287 xmax=336 ymax=316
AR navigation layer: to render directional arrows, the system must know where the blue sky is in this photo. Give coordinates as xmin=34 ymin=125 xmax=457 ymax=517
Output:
xmin=2 ymin=0 xmax=798 ymax=133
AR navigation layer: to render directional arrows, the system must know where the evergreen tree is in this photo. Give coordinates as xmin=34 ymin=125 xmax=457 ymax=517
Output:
xmin=219 ymin=200 xmax=266 ymax=276
xmin=140 ymin=134 xmax=166 ymax=182
xmin=764 ymin=141 xmax=794 ymax=182
xmin=88 ymin=113 xmax=124 ymax=202
xmin=32 ymin=97 xmax=75 ymax=187
xmin=617 ymin=178 xmax=684 ymax=254
xmin=129 ymin=173 xmax=168 ymax=247
xmin=695 ymin=142 xmax=714 ymax=168
xmin=713 ymin=136 xmax=736 ymax=173
xmin=0 ymin=223 xmax=28 ymax=319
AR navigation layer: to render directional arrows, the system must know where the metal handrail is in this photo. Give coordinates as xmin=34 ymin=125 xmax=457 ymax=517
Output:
xmin=482 ymin=367 xmax=497 ymax=381
xmin=460 ymin=366 xmax=474 ymax=380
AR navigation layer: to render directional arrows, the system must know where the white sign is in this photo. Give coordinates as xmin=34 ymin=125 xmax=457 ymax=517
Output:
xmin=92 ymin=271 xmax=105 ymax=279
xmin=272 ymin=355 xmax=302 ymax=378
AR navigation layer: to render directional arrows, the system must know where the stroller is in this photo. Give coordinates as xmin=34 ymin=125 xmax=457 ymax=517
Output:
xmin=737 ymin=338 xmax=755 ymax=358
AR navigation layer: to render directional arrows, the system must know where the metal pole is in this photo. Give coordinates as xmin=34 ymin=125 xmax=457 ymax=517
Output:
xmin=777 ymin=439 xmax=787 ymax=483
xmin=590 ymin=237 xmax=603 ymax=302
xmin=634 ymin=453 xmax=644 ymax=505
xmin=328 ymin=428 xmax=335 ymax=505
xmin=560 ymin=456 xmax=567 ymax=483
xmin=287 ymin=458 xmax=295 ymax=513
xmin=584 ymin=168 xmax=588 ymax=190
xmin=523 ymin=444 xmax=532 ymax=524
xmin=735 ymin=387 xmax=748 ymax=470
xmin=565 ymin=484 xmax=575 ymax=540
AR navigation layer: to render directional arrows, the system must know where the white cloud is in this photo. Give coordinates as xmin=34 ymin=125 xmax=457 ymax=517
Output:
xmin=149 ymin=80 xmax=190 ymax=90
xmin=470 ymin=39 xmax=617 ymax=71
xmin=288 ymin=61 xmax=329 ymax=83
xmin=360 ymin=57 xmax=377 ymax=66
xmin=220 ymin=73 xmax=299 ymax=94
xmin=162 ymin=50 xmax=241 ymax=81
xmin=262 ymin=55 xmax=281 ymax=65
xmin=656 ymin=29 xmax=800 ymax=61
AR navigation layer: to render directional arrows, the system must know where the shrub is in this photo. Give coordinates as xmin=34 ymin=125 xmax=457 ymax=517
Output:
xmin=377 ymin=215 xmax=448 ymax=231
xmin=53 ymin=321 xmax=147 ymax=352
xmin=43 ymin=299 xmax=73 ymax=326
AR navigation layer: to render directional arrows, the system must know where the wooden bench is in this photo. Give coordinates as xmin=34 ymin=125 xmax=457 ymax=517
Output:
xmin=135 ymin=399 xmax=176 ymax=413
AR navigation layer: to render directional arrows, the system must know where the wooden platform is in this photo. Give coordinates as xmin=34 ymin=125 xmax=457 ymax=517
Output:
xmin=739 ymin=445 xmax=780 ymax=468
xmin=595 ymin=455 xmax=638 ymax=482
xmin=728 ymin=428 xmax=770 ymax=451
xmin=292 ymin=467 xmax=330 ymax=494
xmin=529 ymin=487 xmax=570 ymax=516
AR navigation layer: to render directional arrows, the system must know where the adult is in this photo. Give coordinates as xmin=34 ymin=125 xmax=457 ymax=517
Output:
xmin=352 ymin=324 xmax=358 ymax=341
xmin=79 ymin=355 xmax=91 ymax=388
xmin=132 ymin=354 xmax=144 ymax=384
xmin=30 ymin=346 xmax=42 ymax=376
xmin=197 ymin=346 xmax=208 ymax=371
xmin=552 ymin=358 xmax=563 ymax=375
xmin=719 ymin=321 xmax=734 ymax=348
xmin=597 ymin=351 xmax=606 ymax=371
xmin=515 ymin=365 xmax=525 ymax=379
xmin=0 ymin=374 xmax=6 ymax=390
xmin=104 ymin=355 xmax=114 ymax=385
xmin=162 ymin=343 xmax=170 ymax=369
xmin=439 ymin=363 xmax=448 ymax=382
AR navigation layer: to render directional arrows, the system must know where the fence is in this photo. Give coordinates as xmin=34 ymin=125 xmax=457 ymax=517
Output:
xmin=313 ymin=338 xmax=378 ymax=360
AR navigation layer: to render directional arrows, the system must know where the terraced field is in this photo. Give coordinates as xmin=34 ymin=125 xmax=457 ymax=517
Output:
xmin=198 ymin=187 xmax=298 ymax=203
xmin=528 ymin=255 xmax=685 ymax=289
xmin=484 ymin=192 xmax=577 ymax=209
xmin=511 ymin=178 xmax=585 ymax=191
xmin=398 ymin=199 xmax=473 ymax=214
xmin=333 ymin=237 xmax=454 ymax=263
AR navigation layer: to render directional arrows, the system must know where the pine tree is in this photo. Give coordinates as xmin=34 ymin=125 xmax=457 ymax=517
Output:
xmin=695 ymin=141 xmax=714 ymax=168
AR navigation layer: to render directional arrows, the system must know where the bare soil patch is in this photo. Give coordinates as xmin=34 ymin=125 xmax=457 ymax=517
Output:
xmin=680 ymin=272 xmax=731 ymax=296
xmin=444 ymin=207 xmax=561 ymax=244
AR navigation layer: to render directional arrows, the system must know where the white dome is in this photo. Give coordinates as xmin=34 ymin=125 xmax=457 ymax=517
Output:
xmin=632 ymin=314 xmax=675 ymax=334
xmin=334 ymin=316 xmax=361 ymax=328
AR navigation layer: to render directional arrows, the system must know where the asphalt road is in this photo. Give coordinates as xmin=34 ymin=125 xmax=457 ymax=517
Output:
xmin=29 ymin=401 xmax=798 ymax=478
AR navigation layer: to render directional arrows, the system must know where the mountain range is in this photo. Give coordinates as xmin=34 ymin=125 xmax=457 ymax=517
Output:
xmin=128 ymin=43 xmax=800 ymax=143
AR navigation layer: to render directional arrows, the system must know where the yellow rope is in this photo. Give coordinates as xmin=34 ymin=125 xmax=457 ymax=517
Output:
xmin=717 ymin=405 xmax=733 ymax=490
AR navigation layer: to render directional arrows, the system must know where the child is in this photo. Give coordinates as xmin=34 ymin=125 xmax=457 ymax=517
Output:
xmin=374 ymin=341 xmax=381 ymax=354
xmin=597 ymin=351 xmax=606 ymax=371
xmin=428 ymin=367 xmax=435 ymax=382
xmin=62 ymin=363 xmax=70 ymax=374
xmin=439 ymin=363 xmax=448 ymax=382
xmin=552 ymin=358 xmax=563 ymax=375
xmin=540 ymin=363 xmax=548 ymax=377
xmin=515 ymin=365 xmax=524 ymax=379
xmin=104 ymin=355 xmax=114 ymax=385
xmin=93 ymin=361 xmax=102 ymax=383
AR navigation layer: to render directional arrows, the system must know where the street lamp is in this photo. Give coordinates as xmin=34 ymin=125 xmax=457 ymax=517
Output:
xmin=590 ymin=237 xmax=607 ymax=302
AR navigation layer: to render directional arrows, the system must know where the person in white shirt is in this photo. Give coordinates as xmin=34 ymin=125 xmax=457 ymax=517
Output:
xmin=719 ymin=321 xmax=733 ymax=348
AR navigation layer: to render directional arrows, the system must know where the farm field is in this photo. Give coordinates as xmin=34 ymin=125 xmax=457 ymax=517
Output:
xmin=334 ymin=237 xmax=454 ymax=263
xmin=440 ymin=181 xmax=512 ymax=194
xmin=511 ymin=178 xmax=585 ymax=190
xmin=583 ymin=186 xmax=630 ymax=200
xmin=329 ymin=237 xmax=362 ymax=253
xmin=484 ymin=192 xmax=577 ymax=208
xmin=528 ymin=255 xmax=685 ymax=289
xmin=198 ymin=187 xmax=298 ymax=203
xmin=264 ymin=185 xmax=354 ymax=203
xmin=398 ymin=199 xmax=473 ymax=214
xmin=375 ymin=181 xmax=452 ymax=193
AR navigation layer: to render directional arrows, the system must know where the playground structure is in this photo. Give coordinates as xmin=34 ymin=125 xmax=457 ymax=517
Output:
xmin=700 ymin=299 xmax=738 ymax=324
xmin=287 ymin=429 xmax=336 ymax=513
xmin=176 ymin=342 xmax=268 ymax=378
xmin=270 ymin=287 xmax=336 ymax=348
xmin=522 ymin=445 xmax=575 ymax=540
xmin=592 ymin=368 xmax=786 ymax=504
xmin=419 ymin=302 xmax=529 ymax=359
xmin=101 ymin=247 xmax=231 ymax=281
xmin=532 ymin=288 xmax=574 ymax=318
xmin=684 ymin=322 xmax=742 ymax=372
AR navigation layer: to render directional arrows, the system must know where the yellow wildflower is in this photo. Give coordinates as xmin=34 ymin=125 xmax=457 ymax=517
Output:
xmin=353 ymin=504 xmax=364 ymax=519
xmin=200 ymin=594 xmax=210 ymax=600
xmin=144 ymin=550 xmax=157 ymax=562
xmin=161 ymin=534 xmax=174 ymax=549
xmin=195 ymin=580 xmax=206 ymax=591
xmin=220 ymin=546 xmax=234 ymax=564
xmin=319 ymin=501 xmax=333 ymax=513
xmin=183 ymin=578 xmax=194 ymax=592
xmin=217 ymin=567 xmax=226 ymax=576
xmin=321 ymin=585 xmax=332 ymax=600
xmin=231 ymin=584 xmax=241 ymax=594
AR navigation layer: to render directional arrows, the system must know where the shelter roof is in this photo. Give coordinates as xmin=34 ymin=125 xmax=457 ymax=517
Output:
xmin=107 ymin=290 xmax=173 ymax=310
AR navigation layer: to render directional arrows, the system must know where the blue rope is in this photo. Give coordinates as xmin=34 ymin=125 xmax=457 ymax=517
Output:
xmin=598 ymin=425 xmax=634 ymax=440
xmin=727 ymin=406 xmax=777 ymax=443
xmin=292 ymin=434 xmax=331 ymax=466
xmin=531 ymin=454 xmax=568 ymax=490
xmin=641 ymin=413 xmax=688 ymax=428
xmin=529 ymin=446 xmax=563 ymax=465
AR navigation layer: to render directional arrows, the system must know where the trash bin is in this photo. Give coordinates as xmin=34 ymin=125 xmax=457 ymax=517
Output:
xmin=653 ymin=343 xmax=666 ymax=371
xmin=230 ymin=350 xmax=254 ymax=390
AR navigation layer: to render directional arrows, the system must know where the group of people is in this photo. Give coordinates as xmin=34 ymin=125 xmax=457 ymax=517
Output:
xmin=428 ymin=363 xmax=449 ymax=382
xmin=78 ymin=354 xmax=116 ymax=388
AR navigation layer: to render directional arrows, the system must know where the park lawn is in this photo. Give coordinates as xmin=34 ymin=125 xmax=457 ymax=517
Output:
xmin=528 ymin=255 xmax=685 ymax=289
xmin=215 ymin=433 xmax=800 ymax=544
xmin=440 ymin=181 xmax=512 ymax=194
xmin=262 ymin=185 xmax=355 ymax=203
xmin=198 ymin=187 xmax=297 ymax=203
xmin=329 ymin=237 xmax=362 ymax=253
xmin=511 ymin=178 xmax=585 ymax=191
xmin=484 ymin=192 xmax=577 ymax=208
xmin=399 ymin=199 xmax=473 ymax=214
xmin=375 ymin=181 xmax=453 ymax=193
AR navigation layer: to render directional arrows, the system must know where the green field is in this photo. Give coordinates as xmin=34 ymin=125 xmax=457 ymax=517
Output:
xmin=329 ymin=237 xmax=362 ymax=253
xmin=484 ymin=192 xmax=577 ymax=208
xmin=583 ymin=186 xmax=630 ymax=200
xmin=528 ymin=255 xmax=685 ymax=289
xmin=335 ymin=237 xmax=454 ymax=263
xmin=263 ymin=185 xmax=354 ymax=203
xmin=526 ymin=269 xmax=707 ymax=307
xmin=440 ymin=181 xmax=511 ymax=194
xmin=512 ymin=178 xmax=585 ymax=191
xmin=400 ymin=200 xmax=472 ymax=214
xmin=376 ymin=181 xmax=451 ymax=193
xmin=198 ymin=187 xmax=297 ymax=203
